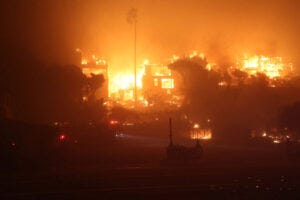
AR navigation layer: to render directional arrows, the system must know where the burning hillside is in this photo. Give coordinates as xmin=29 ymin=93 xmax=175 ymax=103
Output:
xmin=77 ymin=51 xmax=295 ymax=105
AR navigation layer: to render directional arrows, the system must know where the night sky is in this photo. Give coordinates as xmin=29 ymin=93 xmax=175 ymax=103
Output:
xmin=1 ymin=0 xmax=299 ymax=71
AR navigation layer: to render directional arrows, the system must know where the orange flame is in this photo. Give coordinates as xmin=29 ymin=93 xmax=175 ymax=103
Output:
xmin=239 ymin=55 xmax=293 ymax=78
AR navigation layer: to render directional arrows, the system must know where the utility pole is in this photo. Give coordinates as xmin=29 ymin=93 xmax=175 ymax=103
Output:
xmin=134 ymin=17 xmax=137 ymax=106
xmin=127 ymin=8 xmax=138 ymax=107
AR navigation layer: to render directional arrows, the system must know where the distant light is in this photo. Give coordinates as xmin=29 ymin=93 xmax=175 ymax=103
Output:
xmin=110 ymin=120 xmax=119 ymax=125
xmin=193 ymin=123 xmax=200 ymax=129
xmin=82 ymin=96 xmax=88 ymax=102
xmin=218 ymin=81 xmax=227 ymax=87
xmin=122 ymin=122 xmax=134 ymax=126
xmin=262 ymin=132 xmax=267 ymax=137
xmin=115 ymin=133 xmax=125 ymax=138
xmin=273 ymin=139 xmax=281 ymax=144
xmin=59 ymin=134 xmax=66 ymax=141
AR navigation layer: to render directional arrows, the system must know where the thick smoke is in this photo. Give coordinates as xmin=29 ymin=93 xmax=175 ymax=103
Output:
xmin=1 ymin=0 xmax=299 ymax=70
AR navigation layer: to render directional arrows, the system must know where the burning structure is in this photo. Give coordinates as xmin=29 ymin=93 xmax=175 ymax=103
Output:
xmin=190 ymin=123 xmax=212 ymax=140
xmin=76 ymin=50 xmax=295 ymax=109
xmin=236 ymin=55 xmax=294 ymax=79
xmin=76 ymin=51 xmax=109 ymax=101
xmin=77 ymin=52 xmax=180 ymax=107
xmin=142 ymin=63 xmax=176 ymax=106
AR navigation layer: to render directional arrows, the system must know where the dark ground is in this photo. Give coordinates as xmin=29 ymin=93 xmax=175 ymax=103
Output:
xmin=1 ymin=132 xmax=300 ymax=199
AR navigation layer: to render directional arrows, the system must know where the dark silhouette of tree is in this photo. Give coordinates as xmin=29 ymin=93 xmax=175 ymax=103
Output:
xmin=0 ymin=51 xmax=106 ymax=124
xmin=85 ymin=74 xmax=105 ymax=101
xmin=168 ymin=57 xmax=221 ymax=123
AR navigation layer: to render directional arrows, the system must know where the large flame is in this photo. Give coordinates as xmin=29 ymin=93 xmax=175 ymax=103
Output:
xmin=110 ymin=69 xmax=144 ymax=94
xmin=79 ymin=52 xmax=145 ymax=100
xmin=78 ymin=51 xmax=294 ymax=103
xmin=239 ymin=55 xmax=293 ymax=78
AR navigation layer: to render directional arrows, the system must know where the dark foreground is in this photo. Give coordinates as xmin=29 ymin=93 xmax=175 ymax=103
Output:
xmin=2 ymin=137 xmax=300 ymax=200
xmin=2 ymin=163 xmax=300 ymax=200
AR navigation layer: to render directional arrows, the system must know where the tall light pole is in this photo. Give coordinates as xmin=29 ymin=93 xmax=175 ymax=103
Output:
xmin=127 ymin=8 xmax=138 ymax=106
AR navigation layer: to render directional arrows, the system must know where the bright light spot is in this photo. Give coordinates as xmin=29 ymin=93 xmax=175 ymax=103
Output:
xmin=218 ymin=81 xmax=227 ymax=87
xmin=110 ymin=120 xmax=119 ymax=125
xmin=262 ymin=132 xmax=267 ymax=137
xmin=115 ymin=133 xmax=125 ymax=138
xmin=273 ymin=139 xmax=281 ymax=144
xmin=193 ymin=123 xmax=200 ymax=129
xmin=144 ymin=59 xmax=149 ymax=65
xmin=206 ymin=64 xmax=211 ymax=71
xmin=82 ymin=96 xmax=88 ymax=102
xmin=59 ymin=134 xmax=66 ymax=141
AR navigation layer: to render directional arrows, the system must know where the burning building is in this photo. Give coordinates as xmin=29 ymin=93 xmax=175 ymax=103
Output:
xmin=237 ymin=55 xmax=293 ymax=79
xmin=143 ymin=63 xmax=174 ymax=93
xmin=75 ymin=50 xmax=295 ymax=108
xmin=141 ymin=62 xmax=185 ymax=107
xmin=80 ymin=54 xmax=109 ymax=100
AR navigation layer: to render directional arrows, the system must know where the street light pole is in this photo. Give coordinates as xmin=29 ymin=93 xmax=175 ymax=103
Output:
xmin=127 ymin=8 xmax=138 ymax=107
xmin=134 ymin=19 xmax=137 ymax=106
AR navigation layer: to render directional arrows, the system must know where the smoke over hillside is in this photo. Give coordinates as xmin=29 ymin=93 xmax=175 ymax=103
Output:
xmin=1 ymin=0 xmax=300 ymax=70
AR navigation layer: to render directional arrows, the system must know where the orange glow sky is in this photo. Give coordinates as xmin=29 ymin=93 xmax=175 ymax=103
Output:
xmin=1 ymin=0 xmax=300 ymax=71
